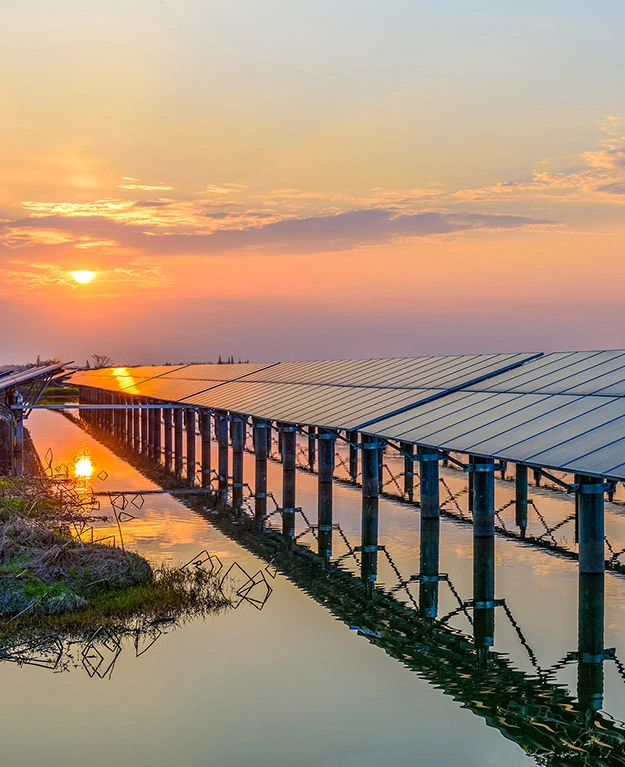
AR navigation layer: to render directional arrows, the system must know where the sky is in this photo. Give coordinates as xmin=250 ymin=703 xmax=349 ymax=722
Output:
xmin=1 ymin=0 xmax=625 ymax=365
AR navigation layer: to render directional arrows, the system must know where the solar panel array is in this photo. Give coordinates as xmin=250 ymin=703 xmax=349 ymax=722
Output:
xmin=70 ymin=350 xmax=625 ymax=480
xmin=367 ymin=351 xmax=625 ymax=480
xmin=71 ymin=354 xmax=535 ymax=431
xmin=0 ymin=362 xmax=70 ymax=393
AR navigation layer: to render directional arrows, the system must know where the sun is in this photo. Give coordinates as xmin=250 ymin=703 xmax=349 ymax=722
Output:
xmin=71 ymin=270 xmax=96 ymax=284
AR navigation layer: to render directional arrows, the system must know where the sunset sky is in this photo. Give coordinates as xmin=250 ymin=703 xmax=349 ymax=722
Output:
xmin=2 ymin=0 xmax=625 ymax=365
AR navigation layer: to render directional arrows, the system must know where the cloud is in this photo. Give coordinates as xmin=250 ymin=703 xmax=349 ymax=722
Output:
xmin=117 ymin=181 xmax=175 ymax=191
xmin=455 ymin=116 xmax=625 ymax=205
xmin=1 ymin=207 xmax=551 ymax=258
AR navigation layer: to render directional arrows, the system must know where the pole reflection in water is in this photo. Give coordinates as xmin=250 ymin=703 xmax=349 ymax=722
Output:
xmin=317 ymin=429 xmax=334 ymax=565
xmin=418 ymin=447 xmax=440 ymax=620
xmin=578 ymin=572 xmax=606 ymax=716
xmin=361 ymin=435 xmax=379 ymax=596
xmin=472 ymin=457 xmax=495 ymax=669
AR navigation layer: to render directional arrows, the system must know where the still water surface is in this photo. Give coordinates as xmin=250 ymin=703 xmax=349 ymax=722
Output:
xmin=2 ymin=411 xmax=625 ymax=766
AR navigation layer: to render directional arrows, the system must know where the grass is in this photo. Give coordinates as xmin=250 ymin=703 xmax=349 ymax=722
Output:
xmin=0 ymin=476 xmax=228 ymax=637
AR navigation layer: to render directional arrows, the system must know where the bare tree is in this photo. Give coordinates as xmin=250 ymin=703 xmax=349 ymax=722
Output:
xmin=90 ymin=354 xmax=113 ymax=369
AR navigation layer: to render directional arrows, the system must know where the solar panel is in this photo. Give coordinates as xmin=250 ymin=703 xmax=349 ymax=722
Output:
xmin=70 ymin=351 xmax=625 ymax=478
xmin=0 ymin=362 xmax=70 ymax=393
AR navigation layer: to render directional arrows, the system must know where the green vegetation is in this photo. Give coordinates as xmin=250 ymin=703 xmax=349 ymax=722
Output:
xmin=0 ymin=477 xmax=227 ymax=637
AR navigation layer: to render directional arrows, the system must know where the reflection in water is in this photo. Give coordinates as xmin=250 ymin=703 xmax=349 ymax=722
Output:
xmin=20 ymin=410 xmax=625 ymax=765
xmin=74 ymin=452 xmax=93 ymax=479
xmin=0 ymin=549 xmax=273 ymax=679
xmin=0 ymin=621 xmax=168 ymax=679
xmin=210 ymin=512 xmax=625 ymax=765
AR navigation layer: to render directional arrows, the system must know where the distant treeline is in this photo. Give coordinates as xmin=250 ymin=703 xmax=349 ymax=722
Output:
xmin=0 ymin=356 xmax=61 ymax=373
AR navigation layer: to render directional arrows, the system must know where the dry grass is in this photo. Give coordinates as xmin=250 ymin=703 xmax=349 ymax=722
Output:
xmin=0 ymin=477 xmax=227 ymax=634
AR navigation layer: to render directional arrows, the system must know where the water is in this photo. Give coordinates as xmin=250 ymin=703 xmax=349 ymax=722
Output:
xmin=2 ymin=410 xmax=625 ymax=765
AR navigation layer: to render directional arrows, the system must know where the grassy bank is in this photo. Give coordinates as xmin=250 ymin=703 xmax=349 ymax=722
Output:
xmin=0 ymin=477 xmax=227 ymax=637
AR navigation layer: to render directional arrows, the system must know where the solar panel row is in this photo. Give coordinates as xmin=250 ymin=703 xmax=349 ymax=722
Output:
xmin=70 ymin=351 xmax=625 ymax=480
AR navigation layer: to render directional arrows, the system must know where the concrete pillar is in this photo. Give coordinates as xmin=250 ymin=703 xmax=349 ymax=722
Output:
xmin=472 ymin=456 xmax=496 ymax=667
xmin=577 ymin=475 xmax=605 ymax=574
xmin=307 ymin=426 xmax=316 ymax=471
xmin=231 ymin=414 xmax=245 ymax=512
xmin=348 ymin=430 xmax=359 ymax=483
xmin=216 ymin=410 xmax=229 ymax=507
xmin=418 ymin=446 xmax=440 ymax=619
xmin=419 ymin=446 xmax=440 ymax=518
xmin=163 ymin=408 xmax=173 ymax=472
xmin=186 ymin=408 xmax=196 ymax=485
xmin=253 ymin=419 xmax=268 ymax=525
xmin=281 ymin=424 xmax=297 ymax=539
xmin=402 ymin=442 xmax=415 ymax=501
xmin=361 ymin=434 xmax=379 ymax=596
xmin=318 ymin=429 xmax=335 ymax=564
xmin=515 ymin=463 xmax=528 ymax=538
xmin=200 ymin=410 xmax=212 ymax=489
xmin=174 ymin=408 xmax=184 ymax=480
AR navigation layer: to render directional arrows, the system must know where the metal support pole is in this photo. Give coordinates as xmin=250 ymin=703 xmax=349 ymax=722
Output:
xmin=152 ymin=408 xmax=163 ymax=464
xmin=281 ymin=424 xmax=296 ymax=539
xmin=231 ymin=415 xmax=245 ymax=513
xmin=318 ymin=429 xmax=335 ymax=564
xmin=468 ymin=455 xmax=474 ymax=513
xmin=515 ymin=463 xmax=528 ymax=538
xmin=418 ymin=446 xmax=440 ymax=618
xmin=148 ymin=403 xmax=157 ymax=460
xmin=109 ymin=393 xmax=116 ymax=433
xmin=349 ymin=430 xmax=359 ymax=483
xmin=200 ymin=410 xmax=212 ymax=489
xmin=402 ymin=442 xmax=415 ymax=501
xmin=253 ymin=419 xmax=268 ymax=525
xmin=307 ymin=426 xmax=316 ymax=471
xmin=216 ymin=411 xmax=229 ymax=507
xmin=126 ymin=398 xmax=133 ymax=448
xmin=11 ymin=392 xmax=24 ymax=477
xmin=574 ymin=473 xmax=580 ymax=544
xmin=114 ymin=394 xmax=121 ymax=439
xmin=141 ymin=400 xmax=149 ymax=457
xmin=174 ymin=408 xmax=184 ymax=480
xmin=377 ymin=441 xmax=385 ymax=493
xmin=163 ymin=408 xmax=173 ymax=472
xmin=133 ymin=399 xmax=141 ymax=452
xmin=186 ymin=409 xmax=196 ymax=485
xmin=266 ymin=423 xmax=273 ymax=457
xmin=472 ymin=456 xmax=495 ymax=668
xmin=361 ymin=434 xmax=379 ymax=597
